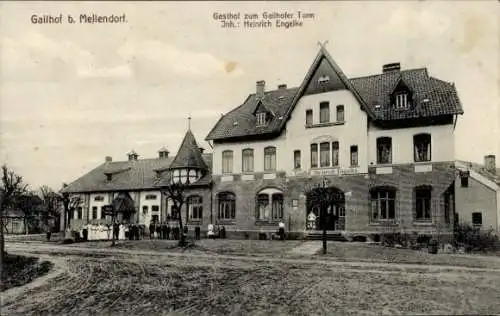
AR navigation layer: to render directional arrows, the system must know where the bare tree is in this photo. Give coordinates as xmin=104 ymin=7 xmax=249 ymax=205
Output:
xmin=163 ymin=181 xmax=188 ymax=247
xmin=0 ymin=165 xmax=27 ymax=264
xmin=39 ymin=186 xmax=61 ymax=231
xmin=304 ymin=177 xmax=340 ymax=254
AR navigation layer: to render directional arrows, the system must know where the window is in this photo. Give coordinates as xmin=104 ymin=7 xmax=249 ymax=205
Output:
xmin=472 ymin=212 xmax=482 ymax=227
xmin=336 ymin=105 xmax=344 ymax=122
xmin=187 ymin=196 xmax=203 ymax=220
xmin=319 ymin=102 xmax=330 ymax=123
xmin=256 ymin=112 xmax=266 ymax=126
xmin=377 ymin=137 xmax=392 ymax=164
xmin=415 ymin=186 xmax=432 ymax=221
xmin=332 ymin=141 xmax=339 ymax=166
xmin=256 ymin=189 xmax=283 ymax=221
xmin=76 ymin=207 xmax=82 ymax=220
xmin=311 ymin=144 xmax=318 ymax=168
xmin=460 ymin=172 xmax=469 ymax=187
xmin=142 ymin=206 xmax=148 ymax=214
xmin=395 ymin=93 xmax=408 ymax=108
xmin=222 ymin=150 xmax=233 ymax=174
xmin=320 ymin=142 xmax=330 ymax=167
xmin=92 ymin=206 xmax=97 ymax=219
xmin=242 ymin=149 xmax=254 ymax=173
xmin=370 ymin=188 xmax=396 ymax=221
xmin=152 ymin=205 xmax=159 ymax=212
xmin=318 ymin=75 xmax=330 ymax=84
xmin=264 ymin=147 xmax=276 ymax=171
xmin=94 ymin=196 xmax=104 ymax=202
xmin=414 ymin=134 xmax=431 ymax=162
xmin=218 ymin=192 xmax=236 ymax=220
xmin=350 ymin=145 xmax=358 ymax=166
xmin=145 ymin=194 xmax=157 ymax=200
xmin=305 ymin=109 xmax=313 ymax=126
xmin=294 ymin=150 xmax=301 ymax=169
xmin=100 ymin=206 xmax=106 ymax=219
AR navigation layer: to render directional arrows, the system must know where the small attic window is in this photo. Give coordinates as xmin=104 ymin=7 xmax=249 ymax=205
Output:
xmin=278 ymin=96 xmax=285 ymax=101
xmin=394 ymin=92 xmax=409 ymax=109
xmin=422 ymin=98 xmax=430 ymax=103
xmin=233 ymin=121 xmax=238 ymax=126
xmin=256 ymin=112 xmax=267 ymax=126
xmin=318 ymin=75 xmax=330 ymax=84
xmin=374 ymin=104 xmax=381 ymax=109
xmin=106 ymin=174 xmax=112 ymax=181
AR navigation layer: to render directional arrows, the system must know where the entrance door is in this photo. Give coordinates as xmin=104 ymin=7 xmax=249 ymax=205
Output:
xmin=306 ymin=187 xmax=345 ymax=231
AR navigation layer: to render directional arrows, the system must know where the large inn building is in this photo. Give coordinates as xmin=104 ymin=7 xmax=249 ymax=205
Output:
xmin=64 ymin=46 xmax=472 ymax=239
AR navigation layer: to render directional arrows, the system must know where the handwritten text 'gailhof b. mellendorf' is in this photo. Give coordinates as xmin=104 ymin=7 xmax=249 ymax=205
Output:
xmin=213 ymin=11 xmax=315 ymax=29
xmin=31 ymin=14 xmax=127 ymax=24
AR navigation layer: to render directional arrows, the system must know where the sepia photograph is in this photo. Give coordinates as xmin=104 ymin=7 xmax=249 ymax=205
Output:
xmin=0 ymin=1 xmax=499 ymax=315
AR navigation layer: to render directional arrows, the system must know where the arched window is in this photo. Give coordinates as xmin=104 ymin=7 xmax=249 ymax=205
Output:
xmin=370 ymin=187 xmax=397 ymax=221
xmin=187 ymin=196 xmax=203 ymax=220
xmin=255 ymin=188 xmax=284 ymax=221
xmin=242 ymin=148 xmax=254 ymax=173
xmin=222 ymin=150 xmax=233 ymax=174
xmin=217 ymin=192 xmax=236 ymax=220
xmin=264 ymin=147 xmax=276 ymax=171
xmin=413 ymin=134 xmax=431 ymax=162
xmin=376 ymin=137 xmax=392 ymax=164
xmin=94 ymin=196 xmax=104 ymax=202
xmin=414 ymin=186 xmax=432 ymax=221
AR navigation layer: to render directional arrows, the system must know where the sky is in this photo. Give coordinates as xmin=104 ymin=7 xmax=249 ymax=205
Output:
xmin=0 ymin=1 xmax=499 ymax=191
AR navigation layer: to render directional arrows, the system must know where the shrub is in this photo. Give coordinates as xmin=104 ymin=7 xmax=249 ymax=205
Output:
xmin=454 ymin=223 xmax=500 ymax=252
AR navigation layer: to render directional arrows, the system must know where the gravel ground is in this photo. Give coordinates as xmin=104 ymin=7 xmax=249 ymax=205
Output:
xmin=2 ymin=243 xmax=500 ymax=316
xmin=3 ymin=254 xmax=499 ymax=316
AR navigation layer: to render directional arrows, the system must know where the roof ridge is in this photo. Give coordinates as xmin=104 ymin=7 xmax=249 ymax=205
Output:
xmin=349 ymin=67 xmax=428 ymax=80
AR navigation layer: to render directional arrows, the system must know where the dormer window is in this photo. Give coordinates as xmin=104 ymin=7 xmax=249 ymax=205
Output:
xmin=256 ymin=112 xmax=267 ymax=126
xmin=395 ymin=92 xmax=408 ymax=109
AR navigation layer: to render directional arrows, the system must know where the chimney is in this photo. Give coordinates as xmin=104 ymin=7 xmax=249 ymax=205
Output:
xmin=256 ymin=80 xmax=265 ymax=99
xmin=199 ymin=147 xmax=205 ymax=154
xmin=484 ymin=155 xmax=496 ymax=174
xmin=105 ymin=156 xmax=112 ymax=163
xmin=127 ymin=150 xmax=138 ymax=161
xmin=382 ymin=62 xmax=401 ymax=73
xmin=158 ymin=147 xmax=169 ymax=159
xmin=278 ymin=84 xmax=287 ymax=90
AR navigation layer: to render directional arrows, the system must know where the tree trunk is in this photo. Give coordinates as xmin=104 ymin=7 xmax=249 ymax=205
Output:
xmin=177 ymin=202 xmax=185 ymax=246
xmin=322 ymin=204 xmax=327 ymax=254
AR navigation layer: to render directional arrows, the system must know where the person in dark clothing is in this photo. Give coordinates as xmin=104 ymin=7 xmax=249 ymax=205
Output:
xmin=195 ymin=226 xmax=201 ymax=240
xmin=149 ymin=222 xmax=155 ymax=239
xmin=161 ymin=223 xmax=167 ymax=240
xmin=165 ymin=223 xmax=171 ymax=240
xmin=113 ymin=222 xmax=119 ymax=240
xmin=156 ymin=223 xmax=161 ymax=240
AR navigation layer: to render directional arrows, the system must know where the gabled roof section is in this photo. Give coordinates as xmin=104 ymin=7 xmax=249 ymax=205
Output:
xmin=280 ymin=46 xmax=376 ymax=128
xmin=169 ymin=129 xmax=209 ymax=170
xmin=205 ymin=87 xmax=298 ymax=141
xmin=351 ymin=69 xmax=464 ymax=120
xmin=390 ymin=75 xmax=412 ymax=95
xmin=205 ymin=46 xmax=465 ymax=141
xmin=112 ymin=192 xmax=135 ymax=213
xmin=61 ymin=154 xmax=213 ymax=193
xmin=253 ymin=100 xmax=274 ymax=116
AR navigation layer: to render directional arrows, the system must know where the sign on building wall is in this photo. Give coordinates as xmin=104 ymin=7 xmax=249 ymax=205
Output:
xmin=310 ymin=167 xmax=360 ymax=176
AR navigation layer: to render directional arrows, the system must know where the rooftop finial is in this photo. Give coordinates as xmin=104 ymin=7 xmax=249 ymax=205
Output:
xmin=188 ymin=115 xmax=191 ymax=130
xmin=317 ymin=40 xmax=329 ymax=49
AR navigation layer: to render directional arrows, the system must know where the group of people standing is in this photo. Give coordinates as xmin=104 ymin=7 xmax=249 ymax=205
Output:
xmin=148 ymin=221 xmax=177 ymax=240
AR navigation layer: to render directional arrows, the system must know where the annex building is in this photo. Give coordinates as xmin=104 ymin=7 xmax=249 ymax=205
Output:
xmin=205 ymin=46 xmax=464 ymax=239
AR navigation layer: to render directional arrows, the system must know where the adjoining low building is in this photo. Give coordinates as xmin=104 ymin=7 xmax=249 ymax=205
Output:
xmin=61 ymin=128 xmax=213 ymax=233
xmin=455 ymin=155 xmax=500 ymax=232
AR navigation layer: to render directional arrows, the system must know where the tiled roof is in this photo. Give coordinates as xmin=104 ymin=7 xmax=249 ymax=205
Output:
xmin=206 ymin=48 xmax=463 ymax=141
xmin=206 ymin=87 xmax=299 ymax=141
xmin=350 ymin=69 xmax=464 ymax=121
xmin=169 ymin=130 xmax=209 ymax=170
xmin=62 ymin=153 xmax=213 ymax=193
